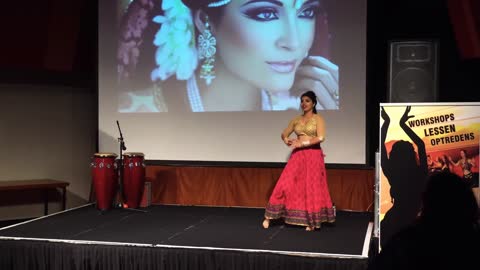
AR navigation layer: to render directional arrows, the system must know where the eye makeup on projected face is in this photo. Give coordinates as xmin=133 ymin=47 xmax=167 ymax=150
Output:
xmin=239 ymin=0 xmax=321 ymax=22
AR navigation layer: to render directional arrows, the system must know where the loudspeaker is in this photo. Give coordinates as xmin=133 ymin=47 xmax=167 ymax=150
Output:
xmin=388 ymin=40 xmax=439 ymax=102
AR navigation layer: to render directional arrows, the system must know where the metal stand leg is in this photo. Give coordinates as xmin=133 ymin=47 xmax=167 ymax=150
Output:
xmin=62 ymin=187 xmax=67 ymax=210
xmin=44 ymin=189 xmax=49 ymax=215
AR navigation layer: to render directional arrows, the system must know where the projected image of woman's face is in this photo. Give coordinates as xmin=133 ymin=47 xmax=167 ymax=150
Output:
xmin=215 ymin=0 xmax=318 ymax=93
xmin=104 ymin=0 xmax=367 ymax=162
xmin=116 ymin=0 xmax=342 ymax=112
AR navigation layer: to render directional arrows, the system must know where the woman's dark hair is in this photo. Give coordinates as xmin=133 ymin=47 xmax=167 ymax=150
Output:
xmin=117 ymin=0 xmax=226 ymax=91
xmin=182 ymin=0 xmax=226 ymax=25
xmin=301 ymin=90 xmax=318 ymax=114
xmin=389 ymin=141 xmax=418 ymax=170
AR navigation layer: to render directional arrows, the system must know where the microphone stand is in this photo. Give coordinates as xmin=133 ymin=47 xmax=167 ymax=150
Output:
xmin=115 ymin=121 xmax=146 ymax=213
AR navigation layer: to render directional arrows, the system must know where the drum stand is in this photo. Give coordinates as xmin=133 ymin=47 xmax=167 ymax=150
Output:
xmin=114 ymin=121 xmax=147 ymax=213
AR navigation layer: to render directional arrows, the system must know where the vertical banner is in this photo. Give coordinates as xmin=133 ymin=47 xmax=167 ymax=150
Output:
xmin=378 ymin=103 xmax=480 ymax=248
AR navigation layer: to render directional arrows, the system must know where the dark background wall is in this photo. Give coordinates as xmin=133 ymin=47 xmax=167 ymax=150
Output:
xmin=0 ymin=0 xmax=98 ymax=220
xmin=0 ymin=0 xmax=478 ymax=169
xmin=0 ymin=0 xmax=97 ymax=85
xmin=366 ymin=0 xmax=480 ymax=164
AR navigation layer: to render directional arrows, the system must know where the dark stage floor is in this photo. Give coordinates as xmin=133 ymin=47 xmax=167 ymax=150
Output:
xmin=0 ymin=204 xmax=372 ymax=258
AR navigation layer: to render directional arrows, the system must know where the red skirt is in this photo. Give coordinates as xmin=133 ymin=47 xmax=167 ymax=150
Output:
xmin=264 ymin=146 xmax=335 ymax=228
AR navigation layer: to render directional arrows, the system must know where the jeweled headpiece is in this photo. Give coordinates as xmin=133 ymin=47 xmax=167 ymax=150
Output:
xmin=151 ymin=0 xmax=232 ymax=83
xmin=182 ymin=0 xmax=231 ymax=9
xmin=208 ymin=0 xmax=231 ymax=8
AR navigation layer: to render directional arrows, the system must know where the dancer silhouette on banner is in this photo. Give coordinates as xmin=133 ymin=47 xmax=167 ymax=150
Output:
xmin=380 ymin=106 xmax=428 ymax=248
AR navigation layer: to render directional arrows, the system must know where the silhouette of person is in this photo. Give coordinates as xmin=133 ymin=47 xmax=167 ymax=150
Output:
xmin=379 ymin=106 xmax=428 ymax=248
xmin=368 ymin=171 xmax=480 ymax=270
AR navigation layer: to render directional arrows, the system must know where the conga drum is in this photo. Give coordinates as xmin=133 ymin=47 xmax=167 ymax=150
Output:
xmin=122 ymin=152 xmax=146 ymax=208
xmin=91 ymin=153 xmax=118 ymax=211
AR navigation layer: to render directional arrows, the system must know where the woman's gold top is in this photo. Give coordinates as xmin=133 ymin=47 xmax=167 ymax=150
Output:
xmin=292 ymin=116 xmax=318 ymax=137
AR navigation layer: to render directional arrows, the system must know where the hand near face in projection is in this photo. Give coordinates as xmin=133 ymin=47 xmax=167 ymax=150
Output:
xmin=293 ymin=56 xmax=339 ymax=109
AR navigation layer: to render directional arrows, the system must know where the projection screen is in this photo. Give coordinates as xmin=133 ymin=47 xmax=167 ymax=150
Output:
xmin=98 ymin=0 xmax=367 ymax=164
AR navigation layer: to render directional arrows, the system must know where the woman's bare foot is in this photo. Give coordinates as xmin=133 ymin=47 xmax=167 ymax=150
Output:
xmin=262 ymin=219 xmax=270 ymax=229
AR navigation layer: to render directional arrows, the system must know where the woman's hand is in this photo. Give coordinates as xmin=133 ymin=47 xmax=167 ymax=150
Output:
xmin=290 ymin=140 xmax=302 ymax=150
xmin=289 ymin=139 xmax=309 ymax=150
xmin=288 ymin=138 xmax=298 ymax=147
xmin=400 ymin=106 xmax=414 ymax=125
xmin=292 ymin=56 xmax=339 ymax=109
xmin=284 ymin=137 xmax=295 ymax=146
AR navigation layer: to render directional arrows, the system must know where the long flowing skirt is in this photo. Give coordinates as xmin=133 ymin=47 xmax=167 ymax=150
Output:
xmin=264 ymin=146 xmax=335 ymax=228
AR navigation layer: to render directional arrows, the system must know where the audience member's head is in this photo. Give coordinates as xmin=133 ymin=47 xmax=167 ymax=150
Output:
xmin=419 ymin=171 xmax=479 ymax=226
xmin=369 ymin=171 xmax=480 ymax=270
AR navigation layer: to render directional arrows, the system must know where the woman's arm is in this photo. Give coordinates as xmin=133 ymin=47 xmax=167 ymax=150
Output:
xmin=399 ymin=106 xmax=428 ymax=175
xmin=381 ymin=106 xmax=391 ymax=177
xmin=281 ymin=117 xmax=296 ymax=145
xmin=468 ymin=157 xmax=476 ymax=168
xmin=447 ymin=155 xmax=459 ymax=166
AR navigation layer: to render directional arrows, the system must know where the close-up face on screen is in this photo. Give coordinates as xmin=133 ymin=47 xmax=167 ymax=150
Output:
xmin=99 ymin=0 xmax=366 ymax=164
xmin=116 ymin=0 xmax=338 ymax=113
